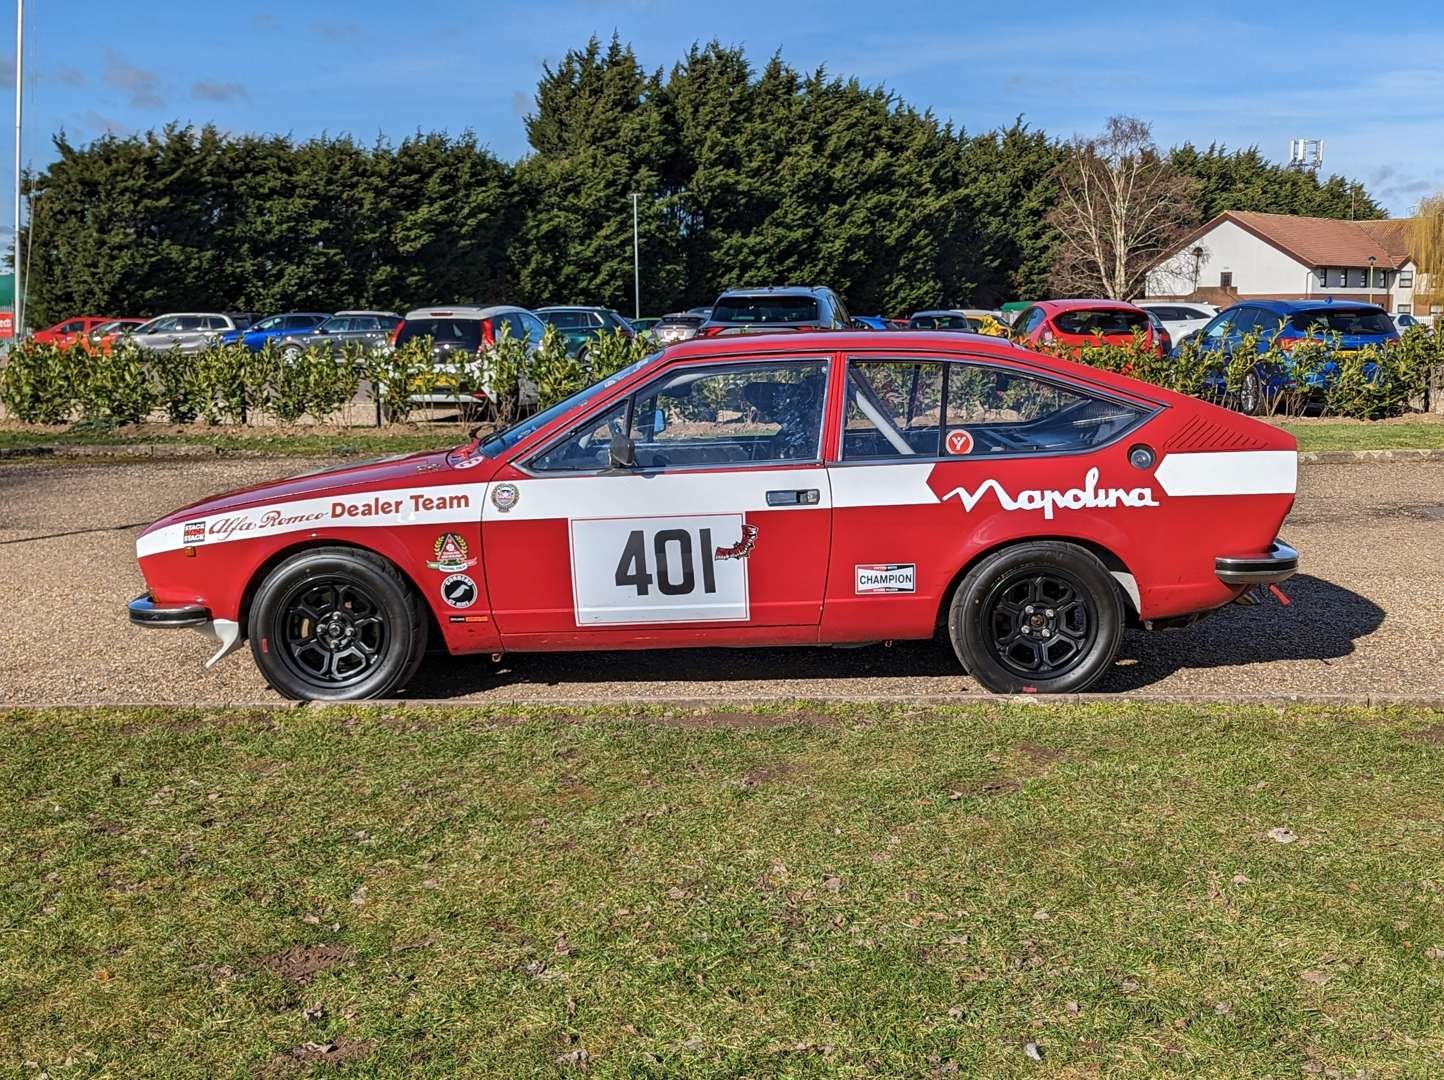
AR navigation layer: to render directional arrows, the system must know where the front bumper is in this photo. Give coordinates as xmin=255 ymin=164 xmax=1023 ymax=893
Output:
xmin=1215 ymin=540 xmax=1299 ymax=586
xmin=128 ymin=594 xmax=210 ymax=628
xmin=129 ymin=595 xmax=245 ymax=668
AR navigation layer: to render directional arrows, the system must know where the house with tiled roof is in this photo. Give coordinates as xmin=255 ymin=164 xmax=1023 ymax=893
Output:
xmin=1145 ymin=211 xmax=1434 ymax=321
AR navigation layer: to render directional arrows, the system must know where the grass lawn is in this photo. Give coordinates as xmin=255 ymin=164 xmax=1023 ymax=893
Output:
xmin=1277 ymin=419 xmax=1444 ymax=452
xmin=2 ymin=703 xmax=1443 ymax=1077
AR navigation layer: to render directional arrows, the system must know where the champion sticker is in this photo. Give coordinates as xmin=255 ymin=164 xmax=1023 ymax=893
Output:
xmin=491 ymin=483 xmax=519 ymax=512
xmin=428 ymin=532 xmax=476 ymax=572
xmin=440 ymin=573 xmax=478 ymax=608
xmin=945 ymin=429 xmax=974 ymax=455
xmin=855 ymin=563 xmax=916 ymax=594
xmin=182 ymin=521 xmax=206 ymax=545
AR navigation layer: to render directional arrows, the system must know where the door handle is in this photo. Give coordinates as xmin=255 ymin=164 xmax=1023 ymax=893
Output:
xmin=765 ymin=489 xmax=821 ymax=507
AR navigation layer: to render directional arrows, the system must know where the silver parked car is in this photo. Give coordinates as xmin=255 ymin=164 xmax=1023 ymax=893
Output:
xmin=274 ymin=310 xmax=403 ymax=357
xmin=128 ymin=313 xmax=249 ymax=353
xmin=394 ymin=305 xmax=547 ymax=410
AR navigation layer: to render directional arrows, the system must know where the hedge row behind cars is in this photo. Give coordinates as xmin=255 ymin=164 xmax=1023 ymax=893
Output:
xmin=2 ymin=321 xmax=1440 ymax=428
xmin=0 ymin=325 xmax=652 ymax=428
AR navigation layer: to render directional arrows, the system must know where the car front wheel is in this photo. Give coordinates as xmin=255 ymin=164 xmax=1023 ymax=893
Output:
xmin=948 ymin=542 xmax=1122 ymax=694
xmin=247 ymin=547 xmax=427 ymax=701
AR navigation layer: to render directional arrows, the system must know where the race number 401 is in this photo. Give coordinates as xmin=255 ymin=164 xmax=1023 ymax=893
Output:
xmin=571 ymin=514 xmax=750 ymax=625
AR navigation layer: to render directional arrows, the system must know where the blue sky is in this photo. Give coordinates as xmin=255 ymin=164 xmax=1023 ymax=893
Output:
xmin=4 ymin=0 xmax=1442 ymax=246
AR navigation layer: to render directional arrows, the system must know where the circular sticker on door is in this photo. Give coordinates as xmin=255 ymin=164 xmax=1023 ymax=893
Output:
xmin=945 ymin=428 xmax=974 ymax=455
xmin=491 ymin=483 xmax=519 ymax=512
xmin=440 ymin=573 xmax=478 ymax=608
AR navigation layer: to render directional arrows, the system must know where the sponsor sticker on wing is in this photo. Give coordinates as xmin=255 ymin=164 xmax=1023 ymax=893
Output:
xmin=855 ymin=563 xmax=916 ymax=594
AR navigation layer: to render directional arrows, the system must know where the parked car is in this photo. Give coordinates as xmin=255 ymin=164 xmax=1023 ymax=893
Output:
xmin=699 ymin=285 xmax=852 ymax=336
xmin=1010 ymin=300 xmax=1164 ymax=356
xmin=1188 ymin=300 xmax=1400 ymax=415
xmin=907 ymin=309 xmax=1001 ymax=331
xmin=272 ymin=311 xmax=402 ymax=357
xmin=129 ymin=328 xmax=1299 ymax=701
xmin=393 ymin=305 xmax=547 ymax=410
xmin=219 ymin=312 xmax=329 ymax=351
xmin=652 ymin=312 xmax=707 ymax=345
xmin=1144 ymin=310 xmax=1173 ymax=355
xmin=536 ymin=306 xmax=635 ymax=363
xmin=1136 ymin=302 xmax=1217 ymax=345
xmin=85 ymin=318 xmax=148 ymax=353
xmin=32 ymin=316 xmax=114 ymax=347
xmin=128 ymin=313 xmax=250 ymax=353
xmin=1393 ymin=312 xmax=1422 ymax=332
xmin=851 ymin=315 xmax=892 ymax=330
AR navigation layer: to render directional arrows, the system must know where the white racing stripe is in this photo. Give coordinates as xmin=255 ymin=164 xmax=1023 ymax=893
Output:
xmin=136 ymin=483 xmax=489 ymax=557
xmin=1153 ymin=451 xmax=1297 ymax=497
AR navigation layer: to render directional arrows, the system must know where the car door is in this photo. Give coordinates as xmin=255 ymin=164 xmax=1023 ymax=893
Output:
xmin=480 ymin=356 xmax=833 ymax=646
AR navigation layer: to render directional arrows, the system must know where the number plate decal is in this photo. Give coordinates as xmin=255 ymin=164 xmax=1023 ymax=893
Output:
xmin=570 ymin=514 xmax=750 ymax=625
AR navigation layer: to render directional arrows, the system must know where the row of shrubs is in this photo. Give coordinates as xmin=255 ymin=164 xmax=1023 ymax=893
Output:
xmin=2 ymin=320 xmax=1440 ymax=428
xmin=0 ymin=324 xmax=653 ymax=428
xmin=1022 ymin=322 xmax=1442 ymax=420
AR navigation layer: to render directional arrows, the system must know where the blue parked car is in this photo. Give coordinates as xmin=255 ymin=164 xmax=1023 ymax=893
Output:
xmin=1184 ymin=299 xmax=1399 ymax=415
xmin=218 ymin=312 xmax=329 ymax=351
xmin=851 ymin=314 xmax=892 ymax=330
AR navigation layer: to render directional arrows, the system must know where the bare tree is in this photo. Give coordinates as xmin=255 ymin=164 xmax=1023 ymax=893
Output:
xmin=1048 ymin=116 xmax=1200 ymax=299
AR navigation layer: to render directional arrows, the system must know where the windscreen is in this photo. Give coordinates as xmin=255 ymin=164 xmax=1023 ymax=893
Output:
xmin=910 ymin=314 xmax=974 ymax=330
xmin=711 ymin=295 xmax=820 ymax=324
xmin=1053 ymin=309 xmax=1149 ymax=336
xmin=1290 ymin=309 xmax=1395 ymax=335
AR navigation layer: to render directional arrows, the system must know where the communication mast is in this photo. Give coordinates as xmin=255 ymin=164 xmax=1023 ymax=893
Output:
xmin=1288 ymin=138 xmax=1324 ymax=171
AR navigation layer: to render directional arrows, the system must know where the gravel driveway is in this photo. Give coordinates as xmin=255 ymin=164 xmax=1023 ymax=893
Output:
xmin=1 ymin=456 xmax=1438 ymax=704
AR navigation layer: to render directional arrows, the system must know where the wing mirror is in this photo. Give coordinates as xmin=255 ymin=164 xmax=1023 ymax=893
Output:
xmin=608 ymin=433 xmax=636 ymax=469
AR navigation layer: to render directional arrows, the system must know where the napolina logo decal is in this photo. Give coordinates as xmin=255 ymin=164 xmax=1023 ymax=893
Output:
xmin=941 ymin=467 xmax=1159 ymax=520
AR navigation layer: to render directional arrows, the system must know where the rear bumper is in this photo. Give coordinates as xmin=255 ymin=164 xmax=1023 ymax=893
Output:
xmin=128 ymin=594 xmax=210 ymax=628
xmin=1215 ymin=540 xmax=1299 ymax=586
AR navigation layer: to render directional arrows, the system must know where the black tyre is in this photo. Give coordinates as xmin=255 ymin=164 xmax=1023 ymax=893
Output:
xmin=948 ymin=542 xmax=1122 ymax=694
xmin=247 ymin=547 xmax=427 ymax=701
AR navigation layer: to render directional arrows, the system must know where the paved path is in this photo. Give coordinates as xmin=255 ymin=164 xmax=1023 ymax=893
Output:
xmin=1 ymin=457 xmax=1438 ymax=704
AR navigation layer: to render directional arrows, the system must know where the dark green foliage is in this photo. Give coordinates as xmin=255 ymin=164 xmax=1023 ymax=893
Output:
xmin=18 ymin=43 xmax=1386 ymax=327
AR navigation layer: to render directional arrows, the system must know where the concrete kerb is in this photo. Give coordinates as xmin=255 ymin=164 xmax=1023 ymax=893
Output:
xmin=3 ymin=444 xmax=1444 ymax=464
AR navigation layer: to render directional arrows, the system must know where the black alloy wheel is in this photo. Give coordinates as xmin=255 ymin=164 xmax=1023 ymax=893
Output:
xmin=983 ymin=567 xmax=1097 ymax=680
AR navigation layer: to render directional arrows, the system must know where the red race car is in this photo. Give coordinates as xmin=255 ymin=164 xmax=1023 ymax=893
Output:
xmin=129 ymin=330 xmax=1298 ymax=699
xmin=1010 ymin=299 xmax=1166 ymax=356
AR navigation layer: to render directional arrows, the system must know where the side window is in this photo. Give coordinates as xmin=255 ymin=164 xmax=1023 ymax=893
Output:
xmin=521 ymin=312 xmax=547 ymax=347
xmin=1201 ymin=313 xmax=1231 ymax=341
xmin=529 ymin=399 xmax=630 ymax=473
xmin=351 ymin=316 xmax=380 ymax=331
xmin=943 ymin=364 xmax=1146 ymax=453
xmin=175 ymin=316 xmax=205 ymax=332
xmin=843 ymin=361 xmax=945 ymax=458
xmin=327 ymin=318 xmax=354 ymax=333
xmin=148 ymin=317 xmax=177 ymax=333
xmin=628 ymin=362 xmax=827 ymax=467
xmin=60 ymin=320 xmax=85 ymax=333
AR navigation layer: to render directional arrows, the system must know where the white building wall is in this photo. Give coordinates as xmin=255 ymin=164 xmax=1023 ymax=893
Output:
xmin=1146 ymin=219 xmax=1311 ymax=298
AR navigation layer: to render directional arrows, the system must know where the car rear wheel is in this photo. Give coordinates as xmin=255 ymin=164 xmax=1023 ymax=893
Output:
xmin=948 ymin=542 xmax=1122 ymax=694
xmin=1239 ymin=369 xmax=1267 ymax=416
xmin=248 ymin=547 xmax=427 ymax=701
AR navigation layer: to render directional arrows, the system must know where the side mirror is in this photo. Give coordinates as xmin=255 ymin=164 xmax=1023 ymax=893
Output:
xmin=608 ymin=434 xmax=636 ymax=469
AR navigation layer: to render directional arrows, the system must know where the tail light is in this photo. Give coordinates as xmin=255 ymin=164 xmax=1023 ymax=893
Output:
xmin=388 ymin=321 xmax=404 ymax=346
xmin=1276 ymin=335 xmax=1310 ymax=351
xmin=480 ymin=319 xmax=495 ymax=350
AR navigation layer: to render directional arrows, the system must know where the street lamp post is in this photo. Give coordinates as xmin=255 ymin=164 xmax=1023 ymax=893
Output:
xmin=13 ymin=0 xmax=24 ymax=338
xmin=629 ymin=192 xmax=641 ymax=321
xmin=1367 ymin=255 xmax=1376 ymax=306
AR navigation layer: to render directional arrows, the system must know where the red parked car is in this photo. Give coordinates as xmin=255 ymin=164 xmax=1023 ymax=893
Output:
xmin=31 ymin=316 xmax=114 ymax=348
xmin=1010 ymin=300 xmax=1165 ymax=356
xmin=129 ymin=330 xmax=1298 ymax=700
